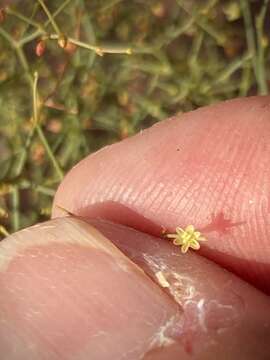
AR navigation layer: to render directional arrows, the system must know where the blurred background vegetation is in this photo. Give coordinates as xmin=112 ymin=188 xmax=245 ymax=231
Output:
xmin=0 ymin=0 xmax=269 ymax=237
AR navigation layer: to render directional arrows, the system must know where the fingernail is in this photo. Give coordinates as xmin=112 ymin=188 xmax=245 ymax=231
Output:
xmin=0 ymin=217 xmax=183 ymax=359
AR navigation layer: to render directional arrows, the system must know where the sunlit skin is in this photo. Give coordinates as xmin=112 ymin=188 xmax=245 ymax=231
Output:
xmin=1 ymin=97 xmax=270 ymax=359
xmin=53 ymin=96 xmax=270 ymax=294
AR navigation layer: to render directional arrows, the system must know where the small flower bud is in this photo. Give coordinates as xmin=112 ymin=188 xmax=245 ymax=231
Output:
xmin=0 ymin=8 xmax=6 ymax=23
xmin=36 ymin=40 xmax=46 ymax=57
xmin=58 ymin=34 xmax=68 ymax=49
xmin=95 ymin=47 xmax=104 ymax=56
xmin=151 ymin=3 xmax=165 ymax=18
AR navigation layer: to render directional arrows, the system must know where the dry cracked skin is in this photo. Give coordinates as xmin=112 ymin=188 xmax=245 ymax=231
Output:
xmin=1 ymin=96 xmax=270 ymax=359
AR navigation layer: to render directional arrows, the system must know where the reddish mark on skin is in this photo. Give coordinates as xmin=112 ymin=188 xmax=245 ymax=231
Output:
xmin=183 ymin=338 xmax=193 ymax=355
xmin=201 ymin=212 xmax=245 ymax=235
xmin=180 ymin=328 xmax=195 ymax=355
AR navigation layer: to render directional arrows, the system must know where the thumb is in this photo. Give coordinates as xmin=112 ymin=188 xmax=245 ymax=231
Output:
xmin=0 ymin=217 xmax=270 ymax=359
xmin=0 ymin=217 xmax=181 ymax=360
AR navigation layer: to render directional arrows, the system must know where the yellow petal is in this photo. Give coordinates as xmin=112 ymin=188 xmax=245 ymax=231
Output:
xmin=181 ymin=243 xmax=189 ymax=253
xmin=190 ymin=241 xmax=200 ymax=250
xmin=198 ymin=236 xmax=207 ymax=242
xmin=173 ymin=238 xmax=183 ymax=246
xmin=185 ymin=225 xmax=195 ymax=233
xmin=176 ymin=227 xmax=184 ymax=235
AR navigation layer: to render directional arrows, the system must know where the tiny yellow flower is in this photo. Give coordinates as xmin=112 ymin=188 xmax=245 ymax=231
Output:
xmin=165 ymin=225 xmax=206 ymax=253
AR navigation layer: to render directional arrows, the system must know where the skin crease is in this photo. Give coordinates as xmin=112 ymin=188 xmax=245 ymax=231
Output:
xmin=0 ymin=96 xmax=270 ymax=359
xmin=52 ymin=96 xmax=270 ymax=294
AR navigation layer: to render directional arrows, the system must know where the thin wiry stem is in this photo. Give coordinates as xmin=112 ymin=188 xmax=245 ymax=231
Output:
xmin=18 ymin=0 xmax=69 ymax=45
xmin=35 ymin=185 xmax=55 ymax=197
xmin=18 ymin=0 xmax=131 ymax=56
xmin=0 ymin=27 xmax=33 ymax=83
xmin=15 ymin=46 xmax=34 ymax=85
xmin=0 ymin=226 xmax=10 ymax=238
xmin=19 ymin=29 xmax=45 ymax=46
xmin=33 ymin=72 xmax=64 ymax=180
xmin=49 ymin=34 xmax=132 ymax=55
xmin=37 ymin=0 xmax=62 ymax=36
xmin=11 ymin=187 xmax=19 ymax=232
xmin=16 ymin=180 xmax=55 ymax=197
xmin=6 ymin=7 xmax=45 ymax=32
xmin=14 ymin=128 xmax=35 ymax=178
xmin=21 ymin=2 xmax=41 ymax=36
xmin=33 ymin=72 xmax=39 ymax=123
xmin=49 ymin=0 xmax=73 ymax=21
xmin=0 ymin=27 xmax=16 ymax=46
xmin=239 ymin=62 xmax=252 ymax=96
xmin=14 ymin=50 xmax=50 ymax=194
xmin=176 ymin=0 xmax=225 ymax=45
xmin=98 ymin=0 xmax=124 ymax=12
xmin=1 ymin=26 xmax=66 ymax=182
xmin=214 ymin=52 xmax=252 ymax=85
xmin=240 ymin=0 xmax=259 ymax=85
xmin=255 ymin=0 xmax=269 ymax=95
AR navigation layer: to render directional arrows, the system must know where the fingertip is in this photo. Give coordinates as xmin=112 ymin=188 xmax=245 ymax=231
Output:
xmin=52 ymin=96 xmax=270 ymax=293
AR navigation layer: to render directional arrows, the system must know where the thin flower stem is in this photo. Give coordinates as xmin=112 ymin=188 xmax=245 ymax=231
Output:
xmin=17 ymin=180 xmax=55 ymax=197
xmin=22 ymin=2 xmax=40 ymax=36
xmin=11 ymin=186 xmax=20 ymax=232
xmin=176 ymin=0 xmax=225 ymax=45
xmin=0 ymin=27 xmax=33 ymax=84
xmin=214 ymin=52 xmax=252 ymax=85
xmin=37 ymin=0 xmax=62 ymax=36
xmin=240 ymin=0 xmax=259 ymax=85
xmin=33 ymin=72 xmax=39 ymax=122
xmin=19 ymin=29 xmax=45 ymax=46
xmin=255 ymin=0 xmax=269 ymax=95
xmin=239 ymin=62 xmax=252 ymax=96
xmin=14 ymin=127 xmax=35 ymax=177
xmin=33 ymin=72 xmax=64 ymax=181
xmin=19 ymin=0 xmax=82 ymax=45
xmin=49 ymin=34 xmax=132 ymax=55
xmin=156 ymin=17 xmax=194 ymax=50
xmin=17 ymin=0 xmax=131 ymax=56
xmin=98 ymin=0 xmax=124 ymax=12
xmin=0 ymin=30 xmax=64 ymax=182
xmin=49 ymin=0 xmax=73 ymax=22
xmin=35 ymin=185 xmax=55 ymax=197
xmin=6 ymin=7 xmax=45 ymax=31
xmin=15 ymin=46 xmax=32 ymax=76
xmin=0 ymin=27 xmax=16 ymax=47
xmin=0 ymin=226 xmax=10 ymax=238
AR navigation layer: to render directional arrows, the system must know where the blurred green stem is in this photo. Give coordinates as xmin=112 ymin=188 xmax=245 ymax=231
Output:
xmin=33 ymin=73 xmax=64 ymax=180
xmin=0 ymin=226 xmax=10 ymax=238
xmin=240 ymin=0 xmax=268 ymax=94
xmin=6 ymin=7 xmax=45 ymax=32
xmin=19 ymin=0 xmax=72 ymax=45
xmin=98 ymin=0 xmax=124 ymax=12
xmin=255 ymin=0 xmax=269 ymax=95
xmin=0 ymin=27 xmax=16 ymax=46
xmin=49 ymin=34 xmax=132 ymax=55
xmin=176 ymin=0 xmax=225 ymax=45
xmin=37 ymin=0 xmax=61 ymax=36
xmin=11 ymin=186 xmax=19 ymax=232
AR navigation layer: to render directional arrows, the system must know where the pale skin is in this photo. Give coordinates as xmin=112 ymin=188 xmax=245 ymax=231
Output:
xmin=0 ymin=96 xmax=270 ymax=359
